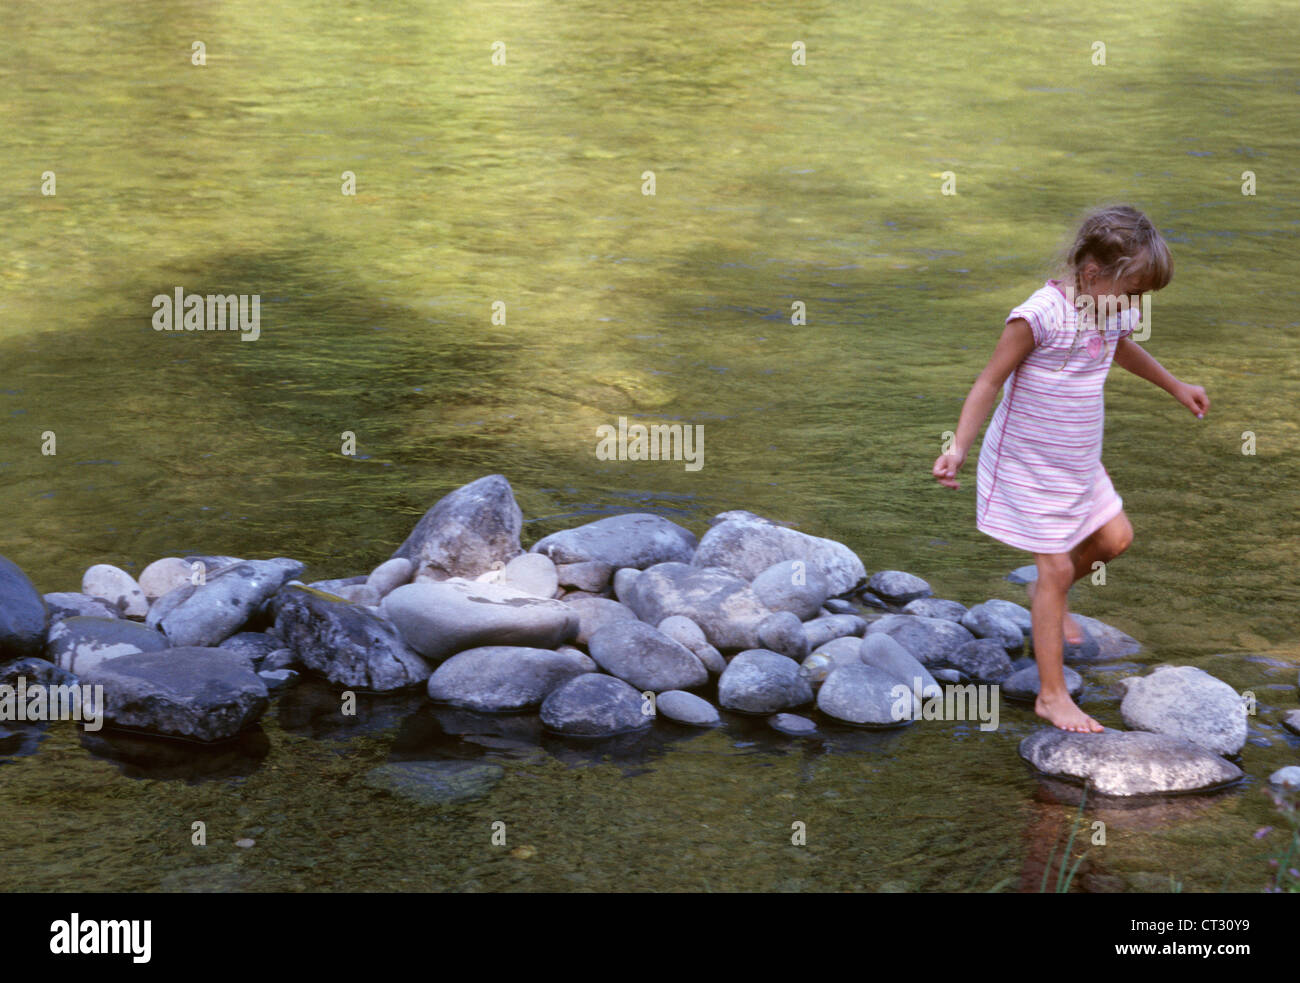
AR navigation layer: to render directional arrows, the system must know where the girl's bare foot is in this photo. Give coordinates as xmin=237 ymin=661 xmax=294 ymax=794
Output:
xmin=1035 ymin=692 xmax=1104 ymax=733
xmin=1027 ymin=580 xmax=1084 ymax=645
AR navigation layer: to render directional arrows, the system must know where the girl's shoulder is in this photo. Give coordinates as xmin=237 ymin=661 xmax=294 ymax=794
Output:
xmin=1006 ymin=280 xmax=1070 ymax=347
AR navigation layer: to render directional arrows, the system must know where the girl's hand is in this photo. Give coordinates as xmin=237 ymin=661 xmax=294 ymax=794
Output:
xmin=933 ymin=450 xmax=966 ymax=489
xmin=1175 ymin=381 xmax=1210 ymax=419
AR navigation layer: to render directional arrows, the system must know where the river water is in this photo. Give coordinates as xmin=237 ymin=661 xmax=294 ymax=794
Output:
xmin=1 ymin=0 xmax=1298 ymax=891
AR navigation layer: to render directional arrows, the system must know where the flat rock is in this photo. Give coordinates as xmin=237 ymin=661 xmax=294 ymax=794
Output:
xmin=1001 ymin=663 xmax=1084 ymax=702
xmin=530 ymin=513 xmax=697 ymax=569
xmin=160 ymin=558 xmax=303 ymax=647
xmin=79 ymin=649 xmax=269 ymax=743
xmin=81 ymin=564 xmax=148 ymax=618
xmin=865 ymin=614 xmax=974 ymax=666
xmin=692 ymin=510 xmax=865 ymax=596
xmin=382 ymin=580 xmax=578 ymax=663
xmin=655 ymin=690 xmax=720 ymax=727
xmin=947 ymin=638 xmax=1015 ymax=683
xmin=540 ymin=673 xmax=653 ymax=737
xmin=750 ymin=560 xmax=829 ymax=621
xmin=426 ymin=645 xmax=592 ymax=711
xmin=364 ymin=760 xmax=504 ymax=806
xmin=562 ymin=595 xmax=639 ymax=646
xmin=817 ymin=662 xmax=916 ymax=727
xmin=1019 ymin=728 xmax=1244 ymax=797
xmin=45 ymin=616 xmax=170 ymax=674
xmin=0 ymin=555 xmax=47 ymax=661
xmin=770 ymin=713 xmax=817 ymax=736
xmin=587 ymin=621 xmax=707 ymax=692
xmin=866 ymin=570 xmax=932 ymax=606
xmin=901 ymin=597 xmax=967 ymax=621
xmin=43 ymin=592 xmax=119 ymax=624
xmin=1119 ymin=665 xmax=1248 ymax=756
xmin=275 ymin=585 xmax=431 ymax=691
xmin=717 ymin=649 xmax=813 ymax=714
xmin=391 ymin=473 xmax=525 ymax=579
xmin=621 ymin=562 xmax=773 ymax=651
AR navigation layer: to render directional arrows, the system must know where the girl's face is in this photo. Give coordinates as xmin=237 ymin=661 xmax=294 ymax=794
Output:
xmin=1077 ymin=256 xmax=1150 ymax=305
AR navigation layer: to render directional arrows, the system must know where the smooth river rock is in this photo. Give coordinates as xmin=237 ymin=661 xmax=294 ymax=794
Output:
xmin=382 ymin=580 xmax=578 ymax=662
xmin=45 ymin=616 xmax=170 ymax=674
xmin=960 ymin=603 xmax=1027 ymax=652
xmin=562 ymin=595 xmax=639 ymax=646
xmin=817 ymin=662 xmax=917 ymax=727
xmin=860 ymin=631 xmax=938 ymax=693
xmin=500 ymin=553 xmax=560 ymax=598
xmin=587 ymin=621 xmax=707 ymax=692
xmin=717 ymin=649 xmax=813 ymax=714
xmin=366 ymin=557 xmax=413 ymax=598
xmin=946 ymin=638 xmax=1015 ymax=683
xmin=692 ymin=510 xmax=865 ymax=596
xmin=0 ymin=555 xmax=47 ymax=661
xmin=655 ymin=690 xmax=721 ymax=727
xmin=656 ymin=615 xmax=727 ymax=675
xmin=137 ymin=558 xmax=194 ymax=601
xmin=81 ymin=564 xmax=148 ymax=618
xmin=275 ymin=585 xmax=431 ymax=690
xmin=802 ymin=614 xmax=867 ymax=649
xmin=901 ymin=597 xmax=967 ymax=621
xmin=756 ymin=610 xmax=810 ymax=661
xmin=866 ymin=570 xmax=933 ymax=606
xmin=426 ymin=645 xmax=592 ymax=711
xmin=621 ymin=562 xmax=774 ymax=652
xmin=865 ymin=614 xmax=974 ymax=666
xmin=1019 ymin=728 xmax=1244 ymax=797
xmin=1001 ymin=663 xmax=1084 ymax=702
xmin=159 ymin=558 xmax=303 ymax=648
xmin=540 ymin=673 xmax=652 ymax=737
xmin=391 ymin=473 xmax=525 ymax=579
xmin=1119 ymin=665 xmax=1248 ymax=756
xmin=555 ymin=560 xmax=615 ymax=593
xmin=79 ymin=649 xmax=269 ymax=742
xmin=750 ymin=560 xmax=830 ymax=621
xmin=530 ymin=513 xmax=698 ymax=570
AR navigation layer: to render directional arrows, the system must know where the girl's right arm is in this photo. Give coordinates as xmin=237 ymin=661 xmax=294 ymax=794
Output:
xmin=932 ymin=317 xmax=1036 ymax=489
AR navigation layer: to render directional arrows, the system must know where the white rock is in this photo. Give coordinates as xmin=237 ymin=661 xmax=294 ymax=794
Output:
xmin=81 ymin=564 xmax=148 ymax=618
xmin=138 ymin=558 xmax=194 ymax=600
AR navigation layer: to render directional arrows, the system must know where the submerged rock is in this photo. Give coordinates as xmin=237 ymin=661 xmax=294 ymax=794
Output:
xmin=717 ymin=649 xmax=813 ymax=714
xmin=382 ymin=580 xmax=578 ymax=662
xmin=80 ymin=649 xmax=269 ymax=742
xmin=587 ymin=621 xmax=707 ymax=692
xmin=540 ymin=673 xmax=652 ymax=737
xmin=530 ymin=513 xmax=697 ymax=569
xmin=1019 ymin=728 xmax=1244 ymax=797
xmin=692 ymin=510 xmax=865 ymax=595
xmin=159 ymin=558 xmax=303 ymax=647
xmin=1001 ymin=663 xmax=1084 ymax=702
xmin=770 ymin=713 xmax=817 ymax=736
xmin=275 ymin=585 xmax=431 ymax=691
xmin=621 ymin=562 xmax=773 ymax=651
xmin=1119 ymin=665 xmax=1248 ymax=756
xmin=426 ymin=646 xmax=591 ymax=711
xmin=364 ymin=760 xmax=504 ymax=806
xmin=46 ymin=616 xmax=170 ymax=674
xmin=0 ymin=555 xmax=47 ymax=661
xmin=391 ymin=473 xmax=525 ymax=579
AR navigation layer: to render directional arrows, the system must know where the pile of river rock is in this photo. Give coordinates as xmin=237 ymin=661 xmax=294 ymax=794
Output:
xmin=1 ymin=474 xmax=1297 ymax=798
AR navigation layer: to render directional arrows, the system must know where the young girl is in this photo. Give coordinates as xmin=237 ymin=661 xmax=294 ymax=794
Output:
xmin=931 ymin=204 xmax=1209 ymax=733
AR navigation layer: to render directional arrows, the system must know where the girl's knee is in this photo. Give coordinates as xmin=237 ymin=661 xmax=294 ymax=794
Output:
xmin=1034 ymin=553 xmax=1074 ymax=589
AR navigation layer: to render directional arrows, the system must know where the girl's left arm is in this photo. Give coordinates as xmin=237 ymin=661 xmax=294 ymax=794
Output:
xmin=1113 ymin=337 xmax=1209 ymax=417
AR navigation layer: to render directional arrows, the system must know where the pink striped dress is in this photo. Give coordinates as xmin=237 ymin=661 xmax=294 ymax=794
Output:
xmin=976 ymin=279 xmax=1137 ymax=554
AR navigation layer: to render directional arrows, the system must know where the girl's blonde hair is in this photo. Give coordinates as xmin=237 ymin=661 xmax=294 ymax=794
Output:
xmin=1054 ymin=204 xmax=1173 ymax=293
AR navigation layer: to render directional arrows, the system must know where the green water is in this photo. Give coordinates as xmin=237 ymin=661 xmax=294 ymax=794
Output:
xmin=1 ymin=0 xmax=1298 ymax=891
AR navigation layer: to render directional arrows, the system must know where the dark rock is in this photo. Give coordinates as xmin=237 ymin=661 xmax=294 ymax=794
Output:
xmin=531 ymin=513 xmax=697 ymax=569
xmin=426 ymin=645 xmax=592 ymax=711
xmin=865 ymin=614 xmax=974 ymax=666
xmin=540 ymin=673 xmax=653 ymax=737
xmin=0 ymin=555 xmax=47 ymax=662
xmin=45 ymin=616 xmax=171 ymax=674
xmin=718 ymin=649 xmax=813 ymax=714
xmin=946 ymin=638 xmax=1015 ymax=683
xmin=391 ymin=474 xmax=525 ymax=578
xmin=866 ymin=570 xmax=933 ymax=605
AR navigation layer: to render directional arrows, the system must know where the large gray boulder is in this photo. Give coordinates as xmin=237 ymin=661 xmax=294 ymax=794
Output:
xmin=275 ymin=585 xmax=431 ymax=691
xmin=79 ymin=649 xmax=269 ymax=742
xmin=621 ymin=562 xmax=774 ymax=651
xmin=817 ymin=662 xmax=917 ymax=727
xmin=587 ymin=621 xmax=707 ymax=692
xmin=562 ymin=595 xmax=639 ymax=646
xmin=865 ymin=614 xmax=974 ymax=666
xmin=0 ymin=555 xmax=47 ymax=661
xmin=45 ymin=616 xmax=170 ymax=674
xmin=382 ymin=580 xmax=578 ymax=663
xmin=159 ymin=558 xmax=303 ymax=647
xmin=860 ymin=631 xmax=938 ymax=693
xmin=750 ymin=560 xmax=829 ymax=621
xmin=540 ymin=673 xmax=652 ymax=737
xmin=391 ymin=474 xmax=525 ymax=579
xmin=717 ymin=649 xmax=813 ymax=714
xmin=692 ymin=511 xmax=865 ymax=596
xmin=426 ymin=646 xmax=592 ymax=711
xmin=1119 ymin=666 xmax=1248 ymax=756
xmin=530 ymin=513 xmax=697 ymax=569
xmin=1019 ymin=728 xmax=1244 ymax=797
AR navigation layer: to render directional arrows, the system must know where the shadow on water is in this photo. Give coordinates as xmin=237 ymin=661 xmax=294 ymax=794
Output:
xmin=79 ymin=726 xmax=270 ymax=783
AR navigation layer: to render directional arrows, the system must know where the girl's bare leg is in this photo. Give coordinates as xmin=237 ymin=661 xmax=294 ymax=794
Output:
xmin=1026 ymin=514 xmax=1134 ymax=644
xmin=1030 ymin=551 xmax=1104 ymax=732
